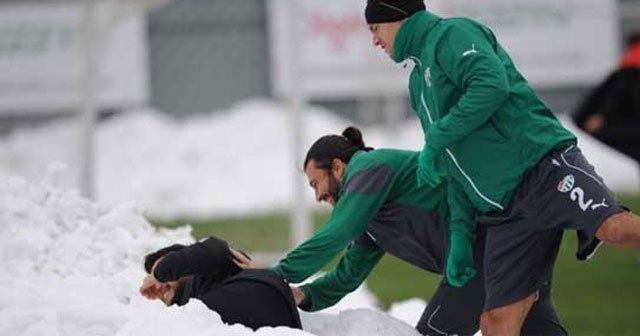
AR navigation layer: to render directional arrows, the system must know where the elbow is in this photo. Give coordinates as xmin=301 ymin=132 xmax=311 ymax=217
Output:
xmin=473 ymin=81 xmax=509 ymax=117
xmin=467 ymin=70 xmax=510 ymax=107
xmin=494 ymin=84 xmax=509 ymax=105
xmin=485 ymin=79 xmax=509 ymax=106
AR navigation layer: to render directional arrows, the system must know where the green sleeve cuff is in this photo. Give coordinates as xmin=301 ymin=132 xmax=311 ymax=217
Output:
xmin=298 ymin=285 xmax=314 ymax=311
xmin=268 ymin=265 xmax=287 ymax=281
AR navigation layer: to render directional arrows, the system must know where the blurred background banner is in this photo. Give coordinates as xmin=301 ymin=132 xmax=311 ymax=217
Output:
xmin=268 ymin=0 xmax=410 ymax=99
xmin=0 ymin=1 xmax=149 ymax=114
xmin=0 ymin=1 xmax=639 ymax=334
xmin=430 ymin=0 xmax=620 ymax=87
xmin=269 ymin=0 xmax=619 ymax=99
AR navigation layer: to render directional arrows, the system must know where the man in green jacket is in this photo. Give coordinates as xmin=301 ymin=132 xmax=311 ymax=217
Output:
xmin=260 ymin=127 xmax=567 ymax=335
xmin=364 ymin=0 xmax=640 ymax=335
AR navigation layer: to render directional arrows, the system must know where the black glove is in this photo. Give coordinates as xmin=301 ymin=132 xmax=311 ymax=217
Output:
xmin=144 ymin=244 xmax=186 ymax=273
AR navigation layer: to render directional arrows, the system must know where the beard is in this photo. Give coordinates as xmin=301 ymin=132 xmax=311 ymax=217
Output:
xmin=327 ymin=174 xmax=342 ymax=204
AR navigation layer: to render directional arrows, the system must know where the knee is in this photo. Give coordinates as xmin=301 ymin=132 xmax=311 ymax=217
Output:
xmin=480 ymin=309 xmax=509 ymax=331
xmin=481 ymin=303 xmax=531 ymax=336
xmin=480 ymin=310 xmax=502 ymax=335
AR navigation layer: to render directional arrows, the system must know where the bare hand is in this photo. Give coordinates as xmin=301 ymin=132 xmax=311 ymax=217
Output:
xmin=584 ymin=114 xmax=605 ymax=133
xmin=140 ymin=274 xmax=179 ymax=306
xmin=291 ymin=286 xmax=305 ymax=306
xmin=139 ymin=274 xmax=165 ymax=300
xmin=230 ymin=248 xmax=258 ymax=269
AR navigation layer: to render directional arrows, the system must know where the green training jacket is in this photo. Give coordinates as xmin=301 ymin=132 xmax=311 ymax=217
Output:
xmin=393 ymin=10 xmax=576 ymax=286
xmin=271 ymin=149 xmax=449 ymax=311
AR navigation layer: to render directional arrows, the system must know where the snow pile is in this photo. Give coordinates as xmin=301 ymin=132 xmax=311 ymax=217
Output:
xmin=301 ymin=309 xmax=420 ymax=336
xmin=0 ymin=99 xmax=636 ymax=220
xmin=0 ymin=171 xmax=420 ymax=336
xmin=388 ymin=298 xmax=427 ymax=327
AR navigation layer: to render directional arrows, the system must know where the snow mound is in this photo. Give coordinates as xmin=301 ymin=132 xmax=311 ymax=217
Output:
xmin=0 ymin=170 xmax=420 ymax=336
xmin=0 ymin=99 xmax=636 ymax=220
xmin=388 ymin=298 xmax=427 ymax=326
xmin=301 ymin=309 xmax=420 ymax=336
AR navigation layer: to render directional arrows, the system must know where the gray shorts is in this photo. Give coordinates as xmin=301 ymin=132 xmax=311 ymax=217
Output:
xmin=479 ymin=145 xmax=624 ymax=310
xmin=417 ymin=228 xmax=567 ymax=335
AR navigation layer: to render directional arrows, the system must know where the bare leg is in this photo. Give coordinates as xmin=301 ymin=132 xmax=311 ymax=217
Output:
xmin=480 ymin=293 xmax=536 ymax=336
xmin=596 ymin=212 xmax=640 ymax=248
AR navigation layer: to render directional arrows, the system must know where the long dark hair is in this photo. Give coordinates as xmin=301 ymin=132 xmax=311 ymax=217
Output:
xmin=304 ymin=126 xmax=374 ymax=171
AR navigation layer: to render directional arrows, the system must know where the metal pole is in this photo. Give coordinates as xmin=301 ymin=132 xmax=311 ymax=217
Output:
xmin=289 ymin=2 xmax=312 ymax=248
xmin=383 ymin=94 xmax=404 ymax=143
xmin=79 ymin=0 xmax=99 ymax=199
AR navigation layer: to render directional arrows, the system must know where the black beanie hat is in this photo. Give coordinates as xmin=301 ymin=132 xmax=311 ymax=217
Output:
xmin=365 ymin=0 xmax=425 ymax=24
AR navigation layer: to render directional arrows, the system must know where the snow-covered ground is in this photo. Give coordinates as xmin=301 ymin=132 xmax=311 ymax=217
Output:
xmin=0 ymin=99 xmax=637 ymax=335
xmin=0 ymin=171 xmax=424 ymax=336
xmin=0 ymin=99 xmax=637 ymax=219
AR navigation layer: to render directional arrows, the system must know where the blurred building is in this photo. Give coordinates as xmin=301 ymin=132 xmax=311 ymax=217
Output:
xmin=1 ymin=0 xmax=640 ymax=131
xmin=146 ymin=0 xmax=640 ymax=121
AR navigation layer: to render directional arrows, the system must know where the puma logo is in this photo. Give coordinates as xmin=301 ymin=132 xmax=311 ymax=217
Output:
xmin=590 ymin=198 xmax=609 ymax=210
xmin=462 ymin=43 xmax=478 ymax=57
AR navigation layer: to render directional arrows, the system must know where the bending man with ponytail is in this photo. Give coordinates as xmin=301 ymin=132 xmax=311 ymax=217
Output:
xmin=238 ymin=127 xmax=566 ymax=335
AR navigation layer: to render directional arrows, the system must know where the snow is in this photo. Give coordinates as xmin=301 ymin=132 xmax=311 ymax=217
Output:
xmin=0 ymin=170 xmax=420 ymax=336
xmin=0 ymin=99 xmax=636 ymax=219
xmin=0 ymin=98 xmax=638 ymax=335
xmin=388 ymin=298 xmax=427 ymax=327
xmin=301 ymin=309 xmax=420 ymax=336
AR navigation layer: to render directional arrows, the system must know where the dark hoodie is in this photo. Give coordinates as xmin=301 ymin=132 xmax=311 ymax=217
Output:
xmin=145 ymin=236 xmax=302 ymax=330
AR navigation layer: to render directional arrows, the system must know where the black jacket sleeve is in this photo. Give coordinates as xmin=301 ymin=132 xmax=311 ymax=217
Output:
xmin=153 ymin=236 xmax=241 ymax=282
xmin=574 ymin=68 xmax=640 ymax=135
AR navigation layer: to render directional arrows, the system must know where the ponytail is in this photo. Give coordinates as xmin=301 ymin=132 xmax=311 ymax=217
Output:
xmin=304 ymin=126 xmax=373 ymax=170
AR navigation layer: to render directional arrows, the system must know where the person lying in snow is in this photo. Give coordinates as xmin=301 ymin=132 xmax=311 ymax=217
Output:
xmin=139 ymin=236 xmax=302 ymax=330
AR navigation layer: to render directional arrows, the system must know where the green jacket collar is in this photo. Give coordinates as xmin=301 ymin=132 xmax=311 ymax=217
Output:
xmin=393 ymin=10 xmax=442 ymax=63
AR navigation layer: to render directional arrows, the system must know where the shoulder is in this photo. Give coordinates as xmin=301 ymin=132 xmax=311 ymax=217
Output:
xmin=431 ymin=18 xmax=497 ymax=64
xmin=438 ymin=17 xmax=493 ymax=43
xmin=348 ymin=150 xmax=384 ymax=170
xmin=343 ymin=155 xmax=394 ymax=195
xmin=418 ymin=18 xmax=484 ymax=59
xmin=348 ymin=149 xmax=415 ymax=172
xmin=442 ymin=17 xmax=486 ymax=31
xmin=343 ymin=150 xmax=417 ymax=194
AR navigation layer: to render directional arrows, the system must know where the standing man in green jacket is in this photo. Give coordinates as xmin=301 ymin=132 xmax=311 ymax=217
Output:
xmin=364 ymin=1 xmax=640 ymax=335
xmin=257 ymin=127 xmax=567 ymax=335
